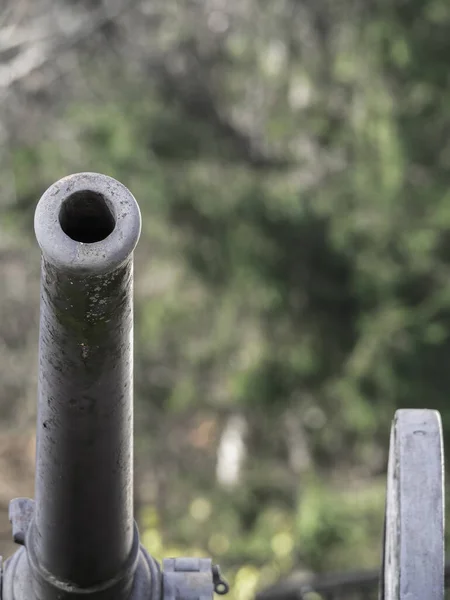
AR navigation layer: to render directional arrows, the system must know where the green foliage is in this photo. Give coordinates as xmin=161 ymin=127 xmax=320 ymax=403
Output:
xmin=296 ymin=478 xmax=385 ymax=572
xmin=7 ymin=1 xmax=450 ymax=597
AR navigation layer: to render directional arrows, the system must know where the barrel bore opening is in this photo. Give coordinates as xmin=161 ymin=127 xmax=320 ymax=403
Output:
xmin=59 ymin=190 xmax=116 ymax=243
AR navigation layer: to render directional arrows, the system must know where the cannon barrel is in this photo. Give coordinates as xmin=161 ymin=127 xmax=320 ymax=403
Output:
xmin=2 ymin=173 xmax=157 ymax=600
xmin=34 ymin=173 xmax=140 ymax=588
xmin=2 ymin=173 xmax=224 ymax=600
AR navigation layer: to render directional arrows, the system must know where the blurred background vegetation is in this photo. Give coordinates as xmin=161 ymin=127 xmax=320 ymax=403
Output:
xmin=0 ymin=0 xmax=450 ymax=598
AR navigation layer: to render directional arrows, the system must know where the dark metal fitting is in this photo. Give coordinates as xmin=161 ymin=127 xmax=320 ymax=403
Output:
xmin=212 ymin=565 xmax=229 ymax=595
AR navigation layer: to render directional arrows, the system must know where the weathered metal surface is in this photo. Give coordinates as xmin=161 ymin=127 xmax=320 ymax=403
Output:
xmin=33 ymin=173 xmax=141 ymax=588
xmin=8 ymin=499 xmax=35 ymax=546
xmin=381 ymin=409 xmax=444 ymax=600
xmin=163 ymin=558 xmax=215 ymax=600
xmin=1 ymin=172 xmax=224 ymax=600
xmin=2 ymin=173 xmax=150 ymax=600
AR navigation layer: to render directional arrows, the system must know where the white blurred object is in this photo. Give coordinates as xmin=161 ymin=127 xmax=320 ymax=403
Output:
xmin=216 ymin=414 xmax=247 ymax=488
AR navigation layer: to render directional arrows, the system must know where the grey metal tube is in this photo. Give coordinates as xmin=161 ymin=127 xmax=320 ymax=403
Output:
xmin=32 ymin=173 xmax=141 ymax=588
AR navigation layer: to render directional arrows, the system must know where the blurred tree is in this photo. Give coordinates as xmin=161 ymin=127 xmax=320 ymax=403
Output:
xmin=1 ymin=0 xmax=450 ymax=597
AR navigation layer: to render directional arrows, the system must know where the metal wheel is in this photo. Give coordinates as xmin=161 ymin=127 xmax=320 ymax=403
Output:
xmin=380 ymin=409 xmax=444 ymax=600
